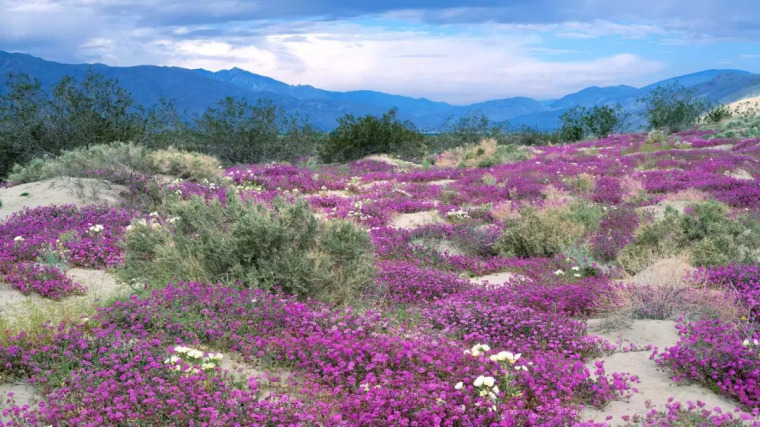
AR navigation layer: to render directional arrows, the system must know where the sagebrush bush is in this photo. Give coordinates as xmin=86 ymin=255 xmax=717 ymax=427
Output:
xmin=119 ymin=193 xmax=376 ymax=305
xmin=435 ymin=138 xmax=532 ymax=168
xmin=9 ymin=142 xmax=223 ymax=184
xmin=494 ymin=205 xmax=586 ymax=257
xmin=146 ymin=147 xmax=222 ymax=181
xmin=617 ymin=200 xmax=760 ymax=272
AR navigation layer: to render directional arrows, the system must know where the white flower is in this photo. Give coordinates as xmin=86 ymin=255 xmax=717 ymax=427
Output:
xmin=187 ymin=349 xmax=204 ymax=359
xmin=206 ymin=353 xmax=224 ymax=361
xmin=573 ymin=273 xmax=581 ymax=278
xmin=454 ymin=381 xmax=464 ymax=390
xmin=13 ymin=236 xmax=24 ymax=242
xmin=167 ymin=217 xmax=180 ymax=224
xmin=554 ymin=269 xmax=565 ymax=276
xmin=570 ymin=266 xmax=580 ymax=271
xmin=149 ymin=211 xmax=159 ymax=218
xmin=173 ymin=346 xmax=191 ymax=354
xmin=88 ymin=224 xmax=104 ymax=234
xmin=200 ymin=362 xmax=216 ymax=371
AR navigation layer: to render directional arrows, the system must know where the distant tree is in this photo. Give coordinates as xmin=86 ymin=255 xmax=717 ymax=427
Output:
xmin=320 ymin=107 xmax=426 ymax=163
xmin=639 ymin=81 xmax=711 ymax=133
xmin=0 ymin=73 xmax=51 ymax=176
xmin=49 ymin=69 xmax=145 ymax=149
xmin=443 ymin=112 xmax=503 ymax=145
xmin=559 ymin=106 xmax=587 ymax=142
xmin=559 ymin=104 xmax=623 ymax=142
xmin=191 ymin=97 xmax=320 ymax=164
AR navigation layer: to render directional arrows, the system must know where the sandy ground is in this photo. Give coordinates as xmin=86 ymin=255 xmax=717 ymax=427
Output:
xmin=390 ymin=210 xmax=445 ymax=229
xmin=0 ymin=268 xmax=126 ymax=322
xmin=725 ymin=95 xmax=760 ymax=115
xmin=636 ymin=200 xmax=692 ymax=221
xmin=0 ymin=177 xmax=126 ymax=221
xmin=469 ymin=271 xmax=531 ymax=286
xmin=218 ymin=353 xmax=294 ymax=401
xmin=726 ymin=169 xmax=754 ymax=180
xmin=625 ymin=258 xmax=696 ymax=287
xmin=424 ymin=179 xmax=457 ymax=186
xmin=0 ymin=383 xmax=37 ymax=423
xmin=581 ymin=319 xmax=753 ymax=425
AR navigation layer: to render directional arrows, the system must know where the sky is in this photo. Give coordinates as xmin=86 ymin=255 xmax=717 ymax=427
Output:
xmin=1 ymin=0 xmax=759 ymax=104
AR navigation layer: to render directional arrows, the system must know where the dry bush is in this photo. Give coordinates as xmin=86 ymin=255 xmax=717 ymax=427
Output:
xmin=645 ymin=130 xmax=668 ymax=145
xmin=541 ymin=184 xmax=572 ymax=206
xmin=435 ymin=138 xmax=531 ymax=169
xmin=662 ymin=188 xmax=709 ymax=203
xmin=564 ymin=173 xmax=596 ymax=194
xmin=620 ymin=175 xmax=647 ymax=203
xmin=147 ymin=147 xmax=223 ymax=181
xmin=598 ymin=281 xmax=744 ymax=322
xmin=490 ymin=200 xmax=522 ymax=222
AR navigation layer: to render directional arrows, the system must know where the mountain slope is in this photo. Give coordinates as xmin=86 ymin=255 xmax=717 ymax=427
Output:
xmin=1 ymin=50 xmax=759 ymax=131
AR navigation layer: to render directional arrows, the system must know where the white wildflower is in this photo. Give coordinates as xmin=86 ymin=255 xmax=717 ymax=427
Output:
xmin=554 ymin=269 xmax=565 ymax=276
xmin=454 ymin=381 xmax=464 ymax=390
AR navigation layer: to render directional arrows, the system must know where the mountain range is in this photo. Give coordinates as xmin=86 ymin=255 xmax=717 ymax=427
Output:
xmin=2 ymin=50 xmax=760 ymax=131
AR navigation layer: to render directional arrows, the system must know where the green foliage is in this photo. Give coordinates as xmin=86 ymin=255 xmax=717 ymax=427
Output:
xmin=617 ymin=200 xmax=760 ymax=272
xmin=190 ymin=97 xmax=319 ymax=164
xmin=8 ymin=142 xmax=222 ymax=185
xmin=119 ymin=194 xmax=376 ymax=305
xmin=559 ymin=104 xmax=623 ymax=142
xmin=320 ymin=107 xmax=426 ymax=163
xmin=494 ymin=206 xmax=587 ymax=257
xmin=702 ymin=104 xmax=733 ymax=124
xmin=703 ymin=108 xmax=760 ymax=140
xmin=639 ymin=82 xmax=711 ymax=133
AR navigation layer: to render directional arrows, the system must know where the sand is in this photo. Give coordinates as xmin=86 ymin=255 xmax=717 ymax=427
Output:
xmin=0 ymin=177 xmax=126 ymax=221
xmin=390 ymin=210 xmax=446 ymax=229
xmin=469 ymin=271 xmax=531 ymax=286
xmin=581 ymin=319 xmax=753 ymax=425
xmin=636 ymin=200 xmax=692 ymax=221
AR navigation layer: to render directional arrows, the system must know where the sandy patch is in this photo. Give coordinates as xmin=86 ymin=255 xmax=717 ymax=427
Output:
xmin=725 ymin=95 xmax=760 ymax=115
xmin=0 ymin=383 xmax=38 ymax=423
xmin=219 ymin=353 xmax=294 ymax=400
xmin=627 ymin=258 xmax=696 ymax=287
xmin=0 ymin=178 xmax=126 ymax=221
xmin=581 ymin=319 xmax=752 ymax=424
xmin=469 ymin=271 xmax=530 ymax=286
xmin=636 ymin=200 xmax=692 ymax=221
xmin=424 ymin=179 xmax=457 ymax=187
xmin=725 ymin=169 xmax=753 ymax=181
xmin=390 ymin=210 xmax=445 ymax=229
xmin=0 ymin=269 xmax=126 ymax=322
xmin=363 ymin=155 xmax=418 ymax=169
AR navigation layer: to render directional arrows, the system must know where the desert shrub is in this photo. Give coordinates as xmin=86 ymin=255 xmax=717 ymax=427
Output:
xmin=617 ymin=200 xmax=760 ymax=272
xmin=644 ymin=130 xmax=668 ymax=145
xmin=119 ymin=193 xmax=376 ymax=305
xmin=8 ymin=142 xmax=151 ymax=184
xmin=146 ymin=147 xmax=222 ymax=181
xmin=435 ymin=138 xmax=532 ymax=168
xmin=8 ymin=142 xmax=223 ymax=184
xmin=702 ymin=104 xmax=733 ymax=123
xmin=564 ymin=173 xmax=595 ymax=194
xmin=494 ymin=205 xmax=586 ymax=257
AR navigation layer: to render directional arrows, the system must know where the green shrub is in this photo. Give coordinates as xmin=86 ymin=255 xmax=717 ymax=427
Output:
xmin=494 ymin=206 xmax=586 ymax=257
xmin=119 ymin=193 xmax=376 ymax=305
xmin=617 ymin=201 xmax=760 ymax=272
xmin=559 ymin=104 xmax=624 ymax=142
xmin=320 ymin=107 xmax=426 ymax=163
xmin=702 ymin=104 xmax=733 ymax=124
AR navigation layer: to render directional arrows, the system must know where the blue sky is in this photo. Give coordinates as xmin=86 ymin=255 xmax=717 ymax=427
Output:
xmin=1 ymin=0 xmax=759 ymax=104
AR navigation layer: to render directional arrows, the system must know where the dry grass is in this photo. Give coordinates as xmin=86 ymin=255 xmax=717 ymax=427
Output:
xmin=661 ymin=188 xmax=710 ymax=203
xmin=564 ymin=173 xmax=596 ymax=194
xmin=620 ymin=175 xmax=647 ymax=203
xmin=489 ymin=200 xmax=522 ymax=222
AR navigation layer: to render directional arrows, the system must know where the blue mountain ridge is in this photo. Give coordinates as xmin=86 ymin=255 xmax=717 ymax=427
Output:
xmin=2 ymin=50 xmax=759 ymax=131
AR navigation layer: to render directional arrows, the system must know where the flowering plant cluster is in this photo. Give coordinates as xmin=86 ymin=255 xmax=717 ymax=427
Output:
xmin=0 ymin=205 xmax=137 ymax=298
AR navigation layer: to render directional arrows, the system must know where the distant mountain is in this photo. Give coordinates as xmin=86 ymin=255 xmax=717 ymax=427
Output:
xmin=1 ymin=50 xmax=760 ymax=131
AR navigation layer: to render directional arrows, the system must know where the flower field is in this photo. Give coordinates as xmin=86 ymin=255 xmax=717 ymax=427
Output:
xmin=1 ymin=129 xmax=760 ymax=426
